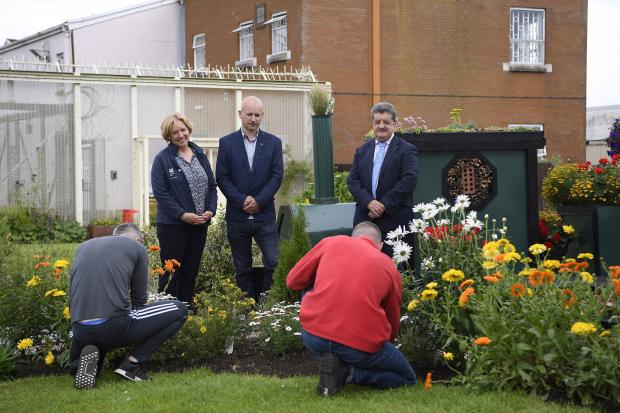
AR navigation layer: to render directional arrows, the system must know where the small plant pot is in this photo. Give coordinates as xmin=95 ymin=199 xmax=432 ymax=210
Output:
xmin=87 ymin=225 xmax=115 ymax=239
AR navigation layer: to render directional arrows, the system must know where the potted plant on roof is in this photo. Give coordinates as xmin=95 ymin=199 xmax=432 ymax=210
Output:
xmin=541 ymin=151 xmax=620 ymax=275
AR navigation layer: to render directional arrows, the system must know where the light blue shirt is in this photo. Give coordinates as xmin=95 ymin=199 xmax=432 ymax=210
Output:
xmin=241 ymin=128 xmax=259 ymax=169
xmin=373 ymin=134 xmax=394 ymax=158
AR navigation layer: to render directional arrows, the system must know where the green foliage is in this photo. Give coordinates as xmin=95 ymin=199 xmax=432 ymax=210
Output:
xmin=268 ymin=208 xmax=312 ymax=305
xmin=249 ymin=301 xmax=303 ymax=355
xmin=0 ymin=243 xmax=75 ymax=367
xmin=280 ymin=153 xmax=312 ymax=204
xmin=0 ymin=345 xmax=18 ymax=381
xmin=152 ymin=278 xmax=254 ymax=364
xmin=0 ymin=205 xmax=85 ymax=243
xmin=298 ymin=171 xmax=353 ymax=203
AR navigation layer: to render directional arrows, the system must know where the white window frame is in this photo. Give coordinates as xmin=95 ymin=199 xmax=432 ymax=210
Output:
xmin=266 ymin=11 xmax=291 ymax=63
xmin=233 ymin=21 xmax=256 ymax=68
xmin=509 ymin=123 xmax=546 ymax=158
xmin=503 ymin=8 xmax=552 ymax=73
xmin=193 ymin=33 xmax=206 ymax=70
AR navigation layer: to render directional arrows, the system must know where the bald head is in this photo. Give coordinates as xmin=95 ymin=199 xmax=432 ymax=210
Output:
xmin=351 ymin=221 xmax=383 ymax=248
xmin=239 ymin=96 xmax=264 ymax=136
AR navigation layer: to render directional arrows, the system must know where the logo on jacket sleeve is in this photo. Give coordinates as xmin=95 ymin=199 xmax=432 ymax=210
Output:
xmin=168 ymin=168 xmax=177 ymax=179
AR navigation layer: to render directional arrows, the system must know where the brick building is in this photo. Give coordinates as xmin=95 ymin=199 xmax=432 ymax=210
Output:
xmin=185 ymin=0 xmax=587 ymax=164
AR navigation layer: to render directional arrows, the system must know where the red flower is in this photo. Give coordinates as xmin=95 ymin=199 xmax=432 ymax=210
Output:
xmin=594 ymin=167 xmax=604 ymax=174
xmin=599 ymin=157 xmax=609 ymax=165
xmin=544 ymin=241 xmax=553 ymax=249
xmin=538 ymin=220 xmax=549 ymax=238
xmin=551 ymin=232 xmax=561 ymax=242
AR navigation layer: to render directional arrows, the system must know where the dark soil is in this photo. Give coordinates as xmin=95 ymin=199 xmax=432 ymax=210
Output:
xmin=14 ymin=339 xmax=453 ymax=382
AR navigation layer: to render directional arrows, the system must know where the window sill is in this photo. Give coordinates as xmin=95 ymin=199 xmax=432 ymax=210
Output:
xmin=235 ymin=57 xmax=257 ymax=68
xmin=503 ymin=62 xmax=552 ymax=73
xmin=267 ymin=50 xmax=291 ymax=64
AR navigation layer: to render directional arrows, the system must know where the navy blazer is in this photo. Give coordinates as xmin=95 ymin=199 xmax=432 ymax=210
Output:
xmin=151 ymin=141 xmax=217 ymax=224
xmin=348 ymin=135 xmax=418 ymax=233
xmin=216 ymin=129 xmax=283 ymax=223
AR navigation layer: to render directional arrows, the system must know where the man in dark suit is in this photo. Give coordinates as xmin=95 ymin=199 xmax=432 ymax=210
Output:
xmin=348 ymin=102 xmax=418 ymax=262
xmin=216 ymin=96 xmax=284 ymax=301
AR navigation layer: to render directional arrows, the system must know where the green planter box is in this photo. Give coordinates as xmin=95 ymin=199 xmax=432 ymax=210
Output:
xmin=559 ymin=205 xmax=620 ymax=277
xmin=401 ymin=131 xmax=545 ymax=253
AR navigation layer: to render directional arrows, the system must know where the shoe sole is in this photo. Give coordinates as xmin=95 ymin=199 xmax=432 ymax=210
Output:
xmin=113 ymin=368 xmax=144 ymax=382
xmin=75 ymin=345 xmax=99 ymax=390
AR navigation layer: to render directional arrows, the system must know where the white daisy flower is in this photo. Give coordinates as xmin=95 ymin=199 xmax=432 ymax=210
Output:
xmin=409 ymin=219 xmax=426 ymax=233
xmin=386 ymin=225 xmax=404 ymax=240
xmin=392 ymin=241 xmax=412 ymax=264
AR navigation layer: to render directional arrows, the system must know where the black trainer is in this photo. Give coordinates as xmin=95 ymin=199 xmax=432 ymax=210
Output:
xmin=316 ymin=353 xmax=347 ymax=397
xmin=75 ymin=345 xmax=99 ymax=390
xmin=114 ymin=356 xmax=149 ymax=382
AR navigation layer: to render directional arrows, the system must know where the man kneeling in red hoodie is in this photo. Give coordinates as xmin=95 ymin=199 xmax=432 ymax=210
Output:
xmin=286 ymin=221 xmax=416 ymax=396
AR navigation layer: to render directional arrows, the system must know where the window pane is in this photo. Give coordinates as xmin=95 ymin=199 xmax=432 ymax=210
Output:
xmin=510 ymin=9 xmax=545 ymax=64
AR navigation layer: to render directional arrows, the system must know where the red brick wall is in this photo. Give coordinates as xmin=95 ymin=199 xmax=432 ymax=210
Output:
xmin=185 ymin=0 xmax=587 ymax=163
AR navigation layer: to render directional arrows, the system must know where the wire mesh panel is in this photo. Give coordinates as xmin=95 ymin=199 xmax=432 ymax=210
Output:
xmin=80 ymin=83 xmax=131 ymax=223
xmin=184 ymin=88 xmax=236 ymax=139
xmin=0 ymin=79 xmax=74 ymax=218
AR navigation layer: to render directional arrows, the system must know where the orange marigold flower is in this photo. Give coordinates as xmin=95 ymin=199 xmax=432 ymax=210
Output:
xmin=529 ymin=271 xmax=543 ymax=287
xmin=424 ymin=372 xmax=432 ymax=390
xmin=484 ymin=275 xmax=499 ymax=284
xmin=53 ymin=268 xmax=62 ymax=280
xmin=540 ymin=271 xmax=555 ymax=285
xmin=152 ymin=268 xmax=165 ymax=277
xmin=562 ymin=289 xmax=577 ymax=308
xmin=474 ymin=336 xmax=492 ymax=346
xmin=576 ymin=261 xmax=589 ymax=271
xmin=609 ymin=265 xmax=620 ymax=279
xmin=511 ymin=283 xmax=526 ymax=297
xmin=164 ymin=260 xmax=176 ymax=273
xmin=612 ymin=279 xmax=620 ymax=296
xmin=494 ymin=254 xmax=505 ymax=263
xmin=458 ymin=287 xmax=475 ymax=308
xmin=34 ymin=261 xmax=51 ymax=269
xmin=459 ymin=279 xmax=475 ymax=289
xmin=148 ymin=245 xmax=161 ymax=252
xmin=171 ymin=258 xmax=181 ymax=267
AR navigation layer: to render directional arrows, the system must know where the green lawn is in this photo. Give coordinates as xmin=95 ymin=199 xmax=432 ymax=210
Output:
xmin=0 ymin=369 xmax=594 ymax=413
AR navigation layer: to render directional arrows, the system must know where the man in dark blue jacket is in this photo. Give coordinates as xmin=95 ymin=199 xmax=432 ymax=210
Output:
xmin=216 ymin=96 xmax=284 ymax=301
xmin=348 ymin=102 xmax=418 ymax=263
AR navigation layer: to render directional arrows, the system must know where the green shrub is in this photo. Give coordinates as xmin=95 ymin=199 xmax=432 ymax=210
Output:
xmin=249 ymin=301 xmax=303 ymax=355
xmin=268 ymin=208 xmax=311 ymax=305
xmin=0 ymin=205 xmax=85 ymax=243
xmin=152 ymin=277 xmax=254 ymax=364
xmin=0 ymin=345 xmax=18 ymax=381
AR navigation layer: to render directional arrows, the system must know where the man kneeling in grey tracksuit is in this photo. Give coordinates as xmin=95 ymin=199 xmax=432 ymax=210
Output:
xmin=69 ymin=223 xmax=187 ymax=389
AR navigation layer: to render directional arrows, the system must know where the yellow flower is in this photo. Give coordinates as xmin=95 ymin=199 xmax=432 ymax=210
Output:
xmin=187 ymin=315 xmax=193 ymax=322
xmin=482 ymin=261 xmax=497 ymax=270
xmin=443 ymin=352 xmax=454 ymax=361
xmin=562 ymin=225 xmax=575 ymax=234
xmin=520 ymin=257 xmax=533 ymax=264
xmin=527 ymin=288 xmax=533 ymax=297
xmin=543 ymin=260 xmax=561 ymax=269
xmin=421 ymin=289 xmax=438 ymax=300
xmin=599 ymin=330 xmax=611 ymax=337
xmin=503 ymin=252 xmax=521 ymax=262
xmin=565 ymin=258 xmax=576 ymax=263
xmin=518 ymin=268 xmax=532 ymax=277
xmin=26 ymin=276 xmax=41 ymax=288
xmin=45 ymin=351 xmax=55 ymax=365
xmin=54 ymin=259 xmax=70 ymax=269
xmin=200 ymin=325 xmax=207 ymax=334
xmin=580 ymin=271 xmax=594 ymax=284
xmin=441 ymin=269 xmax=465 ymax=282
xmin=17 ymin=338 xmax=33 ymax=350
xmin=577 ymin=253 xmax=594 ymax=260
xmin=44 ymin=289 xmax=57 ymax=297
xmin=52 ymin=290 xmax=66 ymax=297
xmin=503 ymin=243 xmax=516 ymax=253
xmin=407 ymin=299 xmax=419 ymax=312
xmin=425 ymin=282 xmax=438 ymax=289
xmin=570 ymin=322 xmax=597 ymax=336
xmin=63 ymin=307 xmax=70 ymax=320
xmin=528 ymin=244 xmax=548 ymax=256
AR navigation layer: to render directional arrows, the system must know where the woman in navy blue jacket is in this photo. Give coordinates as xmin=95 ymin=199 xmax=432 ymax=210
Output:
xmin=151 ymin=112 xmax=217 ymax=304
